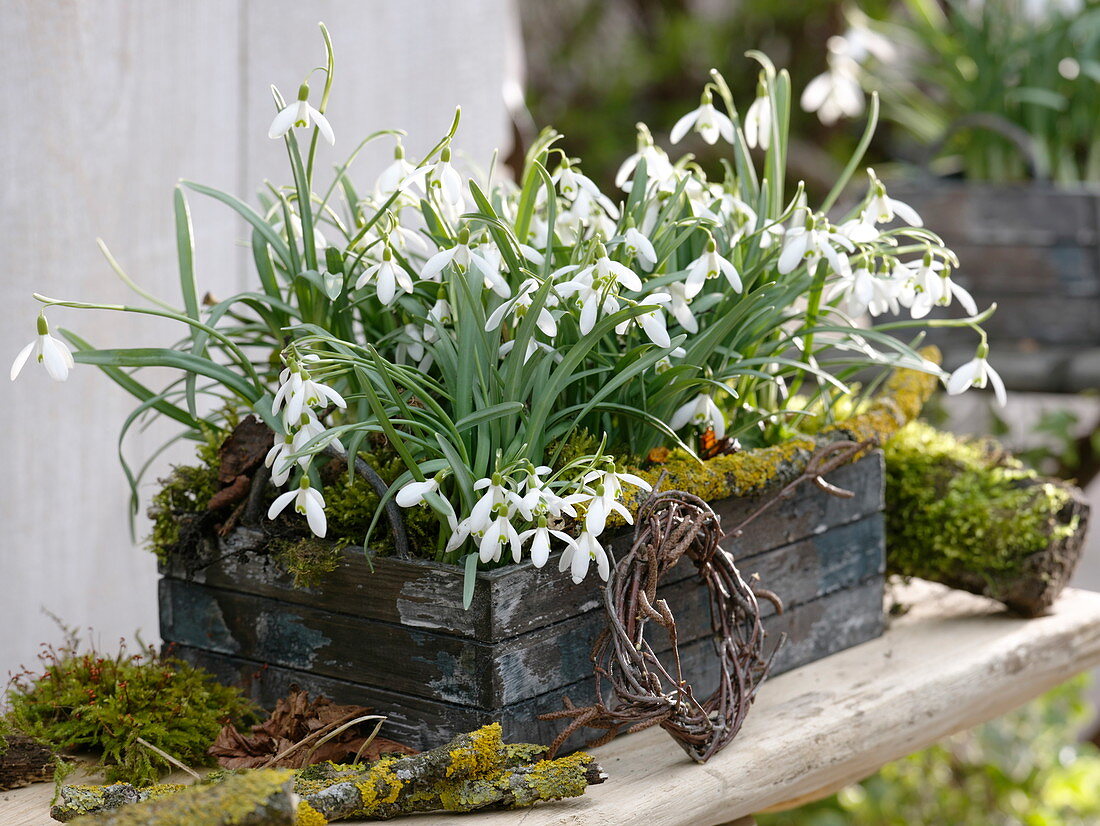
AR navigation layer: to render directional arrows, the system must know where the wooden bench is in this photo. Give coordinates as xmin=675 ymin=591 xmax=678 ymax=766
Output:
xmin=4 ymin=580 xmax=1100 ymax=825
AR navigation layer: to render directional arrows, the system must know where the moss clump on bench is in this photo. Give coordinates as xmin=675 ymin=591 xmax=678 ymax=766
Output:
xmin=884 ymin=420 xmax=1088 ymax=616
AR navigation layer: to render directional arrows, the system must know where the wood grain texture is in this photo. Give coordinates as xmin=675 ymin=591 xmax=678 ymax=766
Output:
xmin=0 ymin=0 xmax=519 ymax=679
xmin=5 ymin=581 xmax=1100 ymax=825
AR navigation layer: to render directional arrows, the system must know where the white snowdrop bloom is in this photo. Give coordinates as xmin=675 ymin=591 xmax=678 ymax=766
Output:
xmin=558 ymin=248 xmax=643 ymax=334
xmin=744 ymin=83 xmax=772 ymax=150
xmin=396 ymin=476 xmax=441 ymax=508
xmin=616 ymin=295 xmax=672 ymax=348
xmin=428 ymin=296 xmax=453 ymax=327
xmin=421 ymin=234 xmax=510 ymax=298
xmin=615 ymin=137 xmax=675 ymax=191
xmin=670 ymin=393 xmax=726 ymax=438
xmin=289 ymin=412 xmax=334 ymax=468
xmin=836 ymin=211 xmax=881 ymax=244
xmin=520 ymin=520 xmax=577 ymax=569
xmin=477 ymin=511 xmax=525 ymax=564
xmin=396 ymin=324 xmax=434 ymax=371
xmin=801 ymin=48 xmax=864 ymax=126
xmin=828 ymin=261 xmax=899 ymax=318
xmin=517 ymin=243 xmax=546 ymax=268
xmin=581 ymin=467 xmax=652 ymax=537
xmin=268 ymin=83 xmax=334 ymax=145
xmin=905 ymin=255 xmax=977 ymax=319
xmin=267 ymin=477 xmax=328 ymax=538
xmin=778 ymin=211 xmax=854 ymax=276
xmin=622 ymin=227 xmax=658 ymax=271
xmin=485 ymin=279 xmax=558 ymax=338
xmin=497 ymin=338 xmax=561 ymax=365
xmin=10 ymin=315 xmax=74 ymax=382
xmin=355 ymin=247 xmax=414 ymax=305
xmin=946 ymin=348 xmax=1006 ymax=407
xmin=865 ymin=171 xmax=922 ymax=226
xmin=272 ymin=364 xmax=346 ymax=428
xmin=265 ymin=432 xmax=296 ymax=486
xmin=664 ymin=282 xmax=698 ymax=333
xmin=516 ymin=468 xmax=578 ymax=523
xmin=427 ymin=147 xmax=466 ymax=213
xmin=375 ymin=144 xmax=427 ymax=200
xmin=685 ymin=238 xmax=741 ymax=297
xmin=670 ymin=90 xmax=735 ymax=145
xmin=468 ymin=474 xmax=521 ymax=536
xmin=559 ymin=530 xmax=611 ymax=584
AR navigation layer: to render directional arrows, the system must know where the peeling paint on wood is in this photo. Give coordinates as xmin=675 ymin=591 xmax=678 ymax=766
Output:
xmin=161 ymin=455 xmax=887 ymax=749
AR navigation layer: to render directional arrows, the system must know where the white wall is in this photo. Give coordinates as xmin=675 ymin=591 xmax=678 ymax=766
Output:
xmin=0 ymin=0 xmax=519 ymax=677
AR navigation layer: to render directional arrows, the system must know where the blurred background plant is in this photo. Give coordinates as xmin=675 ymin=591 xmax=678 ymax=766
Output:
xmin=757 ymin=674 xmax=1100 ymax=825
xmin=811 ymin=0 xmax=1100 ymax=183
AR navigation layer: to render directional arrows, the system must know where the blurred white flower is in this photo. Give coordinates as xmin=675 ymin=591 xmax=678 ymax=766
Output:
xmin=744 ymin=82 xmax=772 ymax=149
xmin=946 ymin=348 xmax=1006 ymax=407
xmin=671 ymin=393 xmax=726 ymax=438
xmin=801 ymin=46 xmax=864 ymax=126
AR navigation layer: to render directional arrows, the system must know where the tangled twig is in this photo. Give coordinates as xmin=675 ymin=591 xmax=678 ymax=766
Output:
xmin=540 ymin=440 xmax=870 ymax=763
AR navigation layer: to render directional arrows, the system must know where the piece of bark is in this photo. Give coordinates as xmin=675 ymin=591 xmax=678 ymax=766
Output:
xmin=66 ymin=769 xmax=297 ymax=825
xmin=0 ymin=734 xmax=53 ymax=790
xmin=207 ymin=474 xmax=252 ymax=511
xmin=301 ymin=752 xmax=607 ymax=821
xmin=930 ymin=480 xmax=1090 ymax=617
xmin=216 ymin=417 xmax=272 ymax=486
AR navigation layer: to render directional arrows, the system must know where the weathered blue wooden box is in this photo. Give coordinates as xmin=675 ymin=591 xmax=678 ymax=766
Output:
xmin=161 ymin=454 xmax=886 ymax=750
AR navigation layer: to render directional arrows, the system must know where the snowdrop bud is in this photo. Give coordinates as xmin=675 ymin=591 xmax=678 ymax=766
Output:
xmin=296 ymin=83 xmax=310 ymax=102
xmin=457 ymin=227 xmax=471 ymax=246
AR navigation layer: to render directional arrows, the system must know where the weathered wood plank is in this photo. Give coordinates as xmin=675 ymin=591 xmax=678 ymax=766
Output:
xmin=164 ymin=456 xmax=884 ymax=643
xmin=171 ymin=576 xmax=884 ymax=751
xmin=161 ymin=513 xmax=883 ymax=709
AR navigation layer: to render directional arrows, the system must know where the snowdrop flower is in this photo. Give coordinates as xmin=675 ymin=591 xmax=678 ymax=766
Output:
xmin=615 ymin=124 xmax=676 ymax=190
xmin=485 ymin=279 xmax=558 ymax=337
xmin=374 ymin=143 xmax=426 ymax=199
xmin=267 ymin=477 xmax=328 ymax=538
xmin=498 ymin=338 xmax=561 ymax=365
xmin=664 ymin=282 xmax=698 ymax=333
xmin=428 ymin=295 xmax=453 ymax=326
xmin=905 ymin=254 xmax=977 ymax=319
xmin=581 ymin=465 xmax=652 ymax=536
xmin=801 ymin=47 xmax=864 ymax=126
xmin=421 ymin=231 xmax=510 ymax=298
xmin=829 ymin=261 xmax=899 ymax=318
xmin=685 ymin=237 xmax=741 ymax=297
xmin=479 ymin=511 xmax=525 ymax=564
xmin=946 ymin=345 xmax=1006 ymax=407
xmin=468 ymin=474 xmax=519 ymax=536
xmin=520 ymin=518 xmax=577 ymax=569
xmin=396 ymin=324 xmax=434 ymax=371
xmin=427 ymin=147 xmax=465 ymax=214
xmin=778 ymin=210 xmax=854 ymax=276
xmin=268 ymin=83 xmax=334 ymax=145
xmin=264 ymin=432 xmax=296 ymax=486
xmin=671 ymin=393 xmax=726 ymax=438
xmin=836 ymin=211 xmax=881 ymax=244
xmin=558 ymin=246 xmax=643 ymax=334
xmin=272 ymin=362 xmax=346 ymax=427
xmin=671 ymin=90 xmax=735 ymax=145
xmin=616 ymin=295 xmax=672 ymax=348
xmin=10 ymin=315 xmax=74 ymax=382
xmin=396 ymin=475 xmax=441 ymax=508
xmin=865 ymin=170 xmax=922 ymax=226
xmin=744 ymin=81 xmax=772 ymax=150
xmin=559 ymin=530 xmax=611 ymax=584
xmin=622 ymin=226 xmax=657 ymax=271
xmin=553 ymin=163 xmax=622 ymax=224
xmin=355 ymin=246 xmax=414 ymax=305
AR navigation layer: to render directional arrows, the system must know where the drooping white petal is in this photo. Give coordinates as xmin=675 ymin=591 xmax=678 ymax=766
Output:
xmin=421 ymin=247 xmax=456 ymax=281
xmin=396 ymin=479 xmax=437 ymax=508
xmin=9 ymin=340 xmax=35 ymax=381
xmin=302 ymin=488 xmax=328 ymax=537
xmin=40 ymin=336 xmax=72 ymax=381
xmin=267 ymin=489 xmax=298 ymax=520
xmin=268 ymin=105 xmax=299 ymax=139
xmin=669 ymin=109 xmax=698 ymax=144
xmin=946 ymin=359 xmax=981 ymax=395
xmin=309 ymin=106 xmax=335 ymax=145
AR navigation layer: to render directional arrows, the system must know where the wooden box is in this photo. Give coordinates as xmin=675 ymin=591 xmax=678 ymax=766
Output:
xmin=888 ymin=181 xmax=1100 ymax=392
xmin=161 ymin=454 xmax=886 ymax=751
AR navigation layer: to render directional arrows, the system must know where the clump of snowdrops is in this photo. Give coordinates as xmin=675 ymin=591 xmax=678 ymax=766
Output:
xmin=802 ymin=0 xmax=1100 ymax=184
xmin=12 ymin=24 xmax=997 ymax=600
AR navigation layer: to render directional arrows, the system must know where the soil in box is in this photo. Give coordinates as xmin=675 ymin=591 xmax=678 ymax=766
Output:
xmin=161 ymin=453 xmax=886 ymax=751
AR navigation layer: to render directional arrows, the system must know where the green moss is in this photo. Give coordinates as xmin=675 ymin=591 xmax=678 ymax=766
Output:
xmin=146 ymin=425 xmax=229 ymax=561
xmin=269 ymin=537 xmax=346 ymax=589
xmin=884 ymin=421 xmax=1076 ymax=584
xmin=5 ymin=633 xmax=258 ymax=786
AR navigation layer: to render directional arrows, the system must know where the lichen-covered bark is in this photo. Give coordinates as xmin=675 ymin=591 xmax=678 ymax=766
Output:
xmin=65 ymin=770 xmax=297 ymax=825
xmin=56 ymin=727 xmax=605 ymax=824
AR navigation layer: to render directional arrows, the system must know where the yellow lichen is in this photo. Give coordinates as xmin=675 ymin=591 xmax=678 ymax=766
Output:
xmin=296 ymin=799 xmax=328 ymax=826
xmin=351 ymin=757 xmax=402 ymax=813
xmin=519 ymin=752 xmax=592 ymax=805
xmin=446 ymin=723 xmax=504 ymax=779
xmin=613 ymin=349 xmax=941 ymax=516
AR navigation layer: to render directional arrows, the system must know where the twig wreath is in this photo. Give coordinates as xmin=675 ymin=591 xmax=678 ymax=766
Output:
xmin=541 ymin=440 xmax=868 ymax=763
